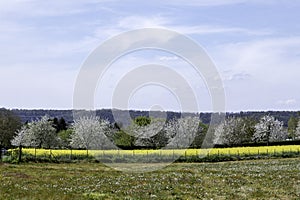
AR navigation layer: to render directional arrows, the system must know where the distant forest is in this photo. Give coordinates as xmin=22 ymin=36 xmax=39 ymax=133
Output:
xmin=12 ymin=109 xmax=300 ymax=127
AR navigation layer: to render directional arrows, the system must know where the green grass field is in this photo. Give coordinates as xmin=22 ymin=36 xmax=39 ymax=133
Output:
xmin=1 ymin=158 xmax=299 ymax=199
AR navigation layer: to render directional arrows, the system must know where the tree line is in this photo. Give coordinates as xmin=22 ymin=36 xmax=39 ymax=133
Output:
xmin=11 ymin=113 xmax=300 ymax=150
xmin=1 ymin=108 xmax=300 ymax=157
xmin=12 ymin=109 xmax=300 ymax=126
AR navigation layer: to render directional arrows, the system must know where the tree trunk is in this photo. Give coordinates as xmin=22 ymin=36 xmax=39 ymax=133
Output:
xmin=18 ymin=145 xmax=22 ymax=164
xmin=267 ymin=125 xmax=271 ymax=146
xmin=0 ymin=144 xmax=2 ymax=162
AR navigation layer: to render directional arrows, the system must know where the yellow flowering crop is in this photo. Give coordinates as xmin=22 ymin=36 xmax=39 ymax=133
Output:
xmin=19 ymin=145 xmax=300 ymax=158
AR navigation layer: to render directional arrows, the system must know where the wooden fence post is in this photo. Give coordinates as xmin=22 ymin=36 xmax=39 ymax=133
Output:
xmin=147 ymin=150 xmax=149 ymax=162
xmin=172 ymin=149 xmax=175 ymax=159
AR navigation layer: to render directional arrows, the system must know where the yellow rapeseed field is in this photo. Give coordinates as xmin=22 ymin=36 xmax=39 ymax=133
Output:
xmin=19 ymin=145 xmax=300 ymax=158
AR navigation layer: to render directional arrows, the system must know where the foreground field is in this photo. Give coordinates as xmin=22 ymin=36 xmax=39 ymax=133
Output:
xmin=0 ymin=158 xmax=299 ymax=199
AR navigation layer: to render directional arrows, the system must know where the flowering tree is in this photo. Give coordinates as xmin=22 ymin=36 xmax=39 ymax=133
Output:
xmin=11 ymin=125 xmax=32 ymax=163
xmin=70 ymin=116 xmax=115 ymax=150
xmin=213 ymin=117 xmax=255 ymax=146
xmin=165 ymin=116 xmax=200 ymax=148
xmin=11 ymin=116 xmax=58 ymax=162
xmin=127 ymin=117 xmax=166 ymax=147
xmin=28 ymin=116 xmax=58 ymax=148
xmin=12 ymin=116 xmax=58 ymax=149
xmin=11 ymin=125 xmax=31 ymax=147
xmin=213 ymin=117 xmax=242 ymax=145
xmin=252 ymin=115 xmax=286 ymax=145
xmin=295 ymin=120 xmax=300 ymax=140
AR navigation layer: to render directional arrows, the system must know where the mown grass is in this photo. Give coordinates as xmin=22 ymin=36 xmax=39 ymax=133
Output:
xmin=0 ymin=158 xmax=299 ymax=199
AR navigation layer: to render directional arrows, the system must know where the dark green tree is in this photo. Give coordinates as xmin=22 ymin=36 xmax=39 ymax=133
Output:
xmin=0 ymin=108 xmax=21 ymax=160
xmin=58 ymin=129 xmax=73 ymax=148
xmin=288 ymin=116 xmax=298 ymax=139
xmin=133 ymin=116 xmax=151 ymax=126
xmin=52 ymin=117 xmax=59 ymax=132
xmin=241 ymin=117 xmax=257 ymax=143
xmin=52 ymin=117 xmax=68 ymax=133
xmin=191 ymin=122 xmax=208 ymax=148
xmin=58 ymin=117 xmax=67 ymax=131
xmin=150 ymin=130 xmax=169 ymax=148
xmin=113 ymin=130 xmax=135 ymax=149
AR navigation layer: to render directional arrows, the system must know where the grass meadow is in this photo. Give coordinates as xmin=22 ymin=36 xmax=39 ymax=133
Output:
xmin=0 ymin=158 xmax=299 ymax=199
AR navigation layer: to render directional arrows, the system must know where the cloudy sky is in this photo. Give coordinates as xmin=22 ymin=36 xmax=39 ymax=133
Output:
xmin=0 ymin=0 xmax=299 ymax=112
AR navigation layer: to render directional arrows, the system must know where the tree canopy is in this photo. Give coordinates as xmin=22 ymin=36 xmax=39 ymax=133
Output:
xmin=0 ymin=108 xmax=21 ymax=148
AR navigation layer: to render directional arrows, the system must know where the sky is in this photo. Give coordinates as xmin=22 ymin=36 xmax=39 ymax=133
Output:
xmin=0 ymin=0 xmax=300 ymax=112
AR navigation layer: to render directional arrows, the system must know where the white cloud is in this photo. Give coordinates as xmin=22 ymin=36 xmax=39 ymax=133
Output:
xmin=221 ymin=71 xmax=251 ymax=81
xmin=210 ymin=36 xmax=300 ymax=111
xmin=117 ymin=16 xmax=168 ymax=29
xmin=171 ymin=25 xmax=272 ymax=36
xmin=163 ymin=0 xmax=299 ymax=7
xmin=159 ymin=56 xmax=179 ymax=61
xmin=277 ymin=99 xmax=297 ymax=106
xmin=162 ymin=0 xmax=248 ymax=7
xmin=0 ymin=0 xmax=98 ymax=17
xmin=84 ymin=13 xmax=274 ymax=45
xmin=99 ymin=15 xmax=272 ymax=36
xmin=0 ymin=0 xmax=299 ymax=111
xmin=214 ymin=37 xmax=300 ymax=82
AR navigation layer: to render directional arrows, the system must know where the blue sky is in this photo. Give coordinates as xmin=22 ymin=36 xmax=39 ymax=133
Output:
xmin=0 ymin=0 xmax=299 ymax=112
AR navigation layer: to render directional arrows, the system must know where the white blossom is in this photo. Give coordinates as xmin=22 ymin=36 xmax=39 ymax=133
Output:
xmin=252 ymin=115 xmax=287 ymax=143
xmin=165 ymin=116 xmax=200 ymax=148
xmin=29 ymin=116 xmax=58 ymax=148
xmin=12 ymin=116 xmax=58 ymax=148
xmin=128 ymin=118 xmax=165 ymax=146
xmin=70 ymin=116 xmax=115 ymax=150
xmin=295 ymin=120 xmax=300 ymax=140
xmin=213 ymin=117 xmax=252 ymax=145
xmin=11 ymin=125 xmax=31 ymax=147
